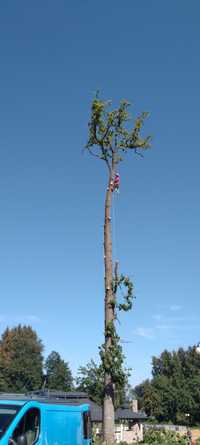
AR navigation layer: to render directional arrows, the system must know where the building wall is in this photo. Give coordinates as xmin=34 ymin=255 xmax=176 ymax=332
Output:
xmin=115 ymin=422 xmax=143 ymax=443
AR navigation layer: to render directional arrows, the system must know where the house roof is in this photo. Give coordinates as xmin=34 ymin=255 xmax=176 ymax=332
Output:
xmin=115 ymin=407 xmax=146 ymax=421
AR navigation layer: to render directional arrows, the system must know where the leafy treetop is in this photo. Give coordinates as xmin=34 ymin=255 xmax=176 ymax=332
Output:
xmin=45 ymin=351 xmax=73 ymax=392
xmin=86 ymin=94 xmax=151 ymax=172
xmin=0 ymin=325 xmax=43 ymax=392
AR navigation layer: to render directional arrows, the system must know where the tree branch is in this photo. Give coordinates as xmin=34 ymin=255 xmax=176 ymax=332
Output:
xmin=87 ymin=147 xmax=101 ymax=159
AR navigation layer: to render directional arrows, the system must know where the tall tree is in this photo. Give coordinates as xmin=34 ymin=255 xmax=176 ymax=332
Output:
xmin=45 ymin=351 xmax=73 ymax=391
xmin=86 ymin=94 xmax=150 ymax=443
xmin=0 ymin=325 xmax=43 ymax=392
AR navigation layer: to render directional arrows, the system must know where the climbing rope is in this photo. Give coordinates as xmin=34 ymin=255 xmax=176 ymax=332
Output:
xmin=112 ymin=184 xmax=119 ymax=264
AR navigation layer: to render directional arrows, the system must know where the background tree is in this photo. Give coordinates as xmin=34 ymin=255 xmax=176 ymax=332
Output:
xmin=0 ymin=325 xmax=43 ymax=392
xmin=77 ymin=360 xmax=104 ymax=405
xmin=77 ymin=359 xmax=127 ymax=407
xmin=134 ymin=346 xmax=200 ymax=424
xmin=86 ymin=94 xmax=150 ymax=443
xmin=134 ymin=379 xmax=160 ymax=416
xmin=45 ymin=351 xmax=73 ymax=391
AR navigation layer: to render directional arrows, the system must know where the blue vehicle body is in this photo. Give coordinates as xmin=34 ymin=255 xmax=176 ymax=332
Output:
xmin=0 ymin=396 xmax=91 ymax=445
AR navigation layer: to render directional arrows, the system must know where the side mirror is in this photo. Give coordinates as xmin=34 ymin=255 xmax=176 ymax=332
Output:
xmin=16 ymin=435 xmax=27 ymax=445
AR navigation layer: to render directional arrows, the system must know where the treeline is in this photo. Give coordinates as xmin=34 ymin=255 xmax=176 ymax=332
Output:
xmin=3 ymin=324 xmax=198 ymax=425
xmin=0 ymin=325 xmax=73 ymax=392
xmin=0 ymin=324 xmax=126 ymax=406
xmin=134 ymin=346 xmax=200 ymax=425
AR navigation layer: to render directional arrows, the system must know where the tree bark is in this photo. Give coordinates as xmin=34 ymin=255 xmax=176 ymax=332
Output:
xmin=103 ymin=173 xmax=115 ymax=444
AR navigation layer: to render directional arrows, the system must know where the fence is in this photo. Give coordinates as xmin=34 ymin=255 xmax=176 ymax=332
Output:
xmin=144 ymin=424 xmax=187 ymax=433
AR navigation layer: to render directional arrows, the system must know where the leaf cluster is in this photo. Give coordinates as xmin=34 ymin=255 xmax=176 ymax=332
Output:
xmin=86 ymin=94 xmax=151 ymax=171
xmin=100 ymin=273 xmax=134 ymax=390
xmin=99 ymin=320 xmax=131 ymax=388
xmin=112 ymin=274 xmax=134 ymax=312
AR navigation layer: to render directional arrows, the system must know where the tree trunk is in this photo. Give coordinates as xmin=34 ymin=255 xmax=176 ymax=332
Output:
xmin=103 ymin=173 xmax=115 ymax=444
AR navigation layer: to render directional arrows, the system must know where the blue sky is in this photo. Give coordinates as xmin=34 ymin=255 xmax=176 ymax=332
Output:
xmin=0 ymin=1 xmax=200 ymax=386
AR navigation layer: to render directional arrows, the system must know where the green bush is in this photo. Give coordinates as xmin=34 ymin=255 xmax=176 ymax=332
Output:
xmin=91 ymin=437 xmax=102 ymax=445
xmin=143 ymin=429 xmax=188 ymax=445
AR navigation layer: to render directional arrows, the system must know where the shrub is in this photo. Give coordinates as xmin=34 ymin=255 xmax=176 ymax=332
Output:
xmin=143 ymin=429 xmax=188 ymax=445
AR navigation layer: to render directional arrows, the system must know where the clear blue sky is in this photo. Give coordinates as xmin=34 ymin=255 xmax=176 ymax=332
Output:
xmin=0 ymin=1 xmax=200 ymax=387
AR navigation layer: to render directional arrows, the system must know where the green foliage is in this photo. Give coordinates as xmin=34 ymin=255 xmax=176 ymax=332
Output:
xmin=99 ymin=274 xmax=134 ymax=389
xmin=77 ymin=359 xmax=128 ymax=408
xmin=86 ymin=94 xmax=151 ymax=170
xmin=45 ymin=351 xmax=73 ymax=391
xmin=135 ymin=346 xmax=200 ymax=425
xmin=91 ymin=436 xmax=103 ymax=445
xmin=99 ymin=320 xmax=131 ymax=389
xmin=144 ymin=429 xmax=188 ymax=445
xmin=77 ymin=360 xmax=104 ymax=406
xmin=0 ymin=325 xmax=43 ymax=392
xmin=114 ymin=275 xmax=134 ymax=312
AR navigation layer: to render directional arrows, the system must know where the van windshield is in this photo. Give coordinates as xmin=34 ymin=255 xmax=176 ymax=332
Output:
xmin=0 ymin=404 xmax=22 ymax=438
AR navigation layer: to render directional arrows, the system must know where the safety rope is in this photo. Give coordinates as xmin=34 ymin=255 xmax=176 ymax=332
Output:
xmin=112 ymin=189 xmax=119 ymax=265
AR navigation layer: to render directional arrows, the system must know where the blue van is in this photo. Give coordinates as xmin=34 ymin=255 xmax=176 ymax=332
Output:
xmin=0 ymin=394 xmax=92 ymax=445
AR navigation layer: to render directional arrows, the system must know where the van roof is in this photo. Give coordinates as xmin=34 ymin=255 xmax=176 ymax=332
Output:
xmin=0 ymin=393 xmax=89 ymax=409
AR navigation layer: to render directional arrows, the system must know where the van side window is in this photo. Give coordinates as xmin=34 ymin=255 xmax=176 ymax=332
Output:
xmin=12 ymin=408 xmax=40 ymax=445
xmin=0 ymin=405 xmax=22 ymax=439
xmin=83 ymin=411 xmax=91 ymax=439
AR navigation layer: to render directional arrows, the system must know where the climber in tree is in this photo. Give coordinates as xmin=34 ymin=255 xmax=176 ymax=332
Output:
xmin=111 ymin=173 xmax=120 ymax=192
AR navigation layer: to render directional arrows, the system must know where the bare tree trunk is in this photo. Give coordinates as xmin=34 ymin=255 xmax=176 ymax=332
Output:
xmin=103 ymin=173 xmax=115 ymax=444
